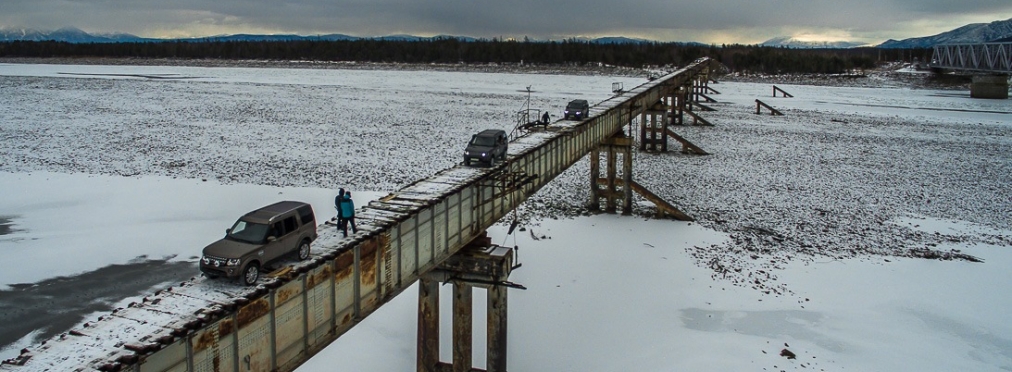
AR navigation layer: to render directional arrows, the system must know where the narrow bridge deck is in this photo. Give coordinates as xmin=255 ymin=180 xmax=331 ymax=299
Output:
xmin=2 ymin=58 xmax=716 ymax=372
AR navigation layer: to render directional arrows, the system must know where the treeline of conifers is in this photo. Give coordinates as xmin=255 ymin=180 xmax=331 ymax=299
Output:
xmin=0 ymin=38 xmax=933 ymax=74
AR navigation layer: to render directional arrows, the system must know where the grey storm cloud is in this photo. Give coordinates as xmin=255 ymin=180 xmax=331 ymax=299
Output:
xmin=2 ymin=0 xmax=1011 ymax=42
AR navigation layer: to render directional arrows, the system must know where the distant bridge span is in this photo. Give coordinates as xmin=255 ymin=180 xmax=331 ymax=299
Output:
xmin=930 ymin=42 xmax=1012 ymax=73
xmin=2 ymin=58 xmax=718 ymax=372
xmin=930 ymin=43 xmax=1011 ymax=99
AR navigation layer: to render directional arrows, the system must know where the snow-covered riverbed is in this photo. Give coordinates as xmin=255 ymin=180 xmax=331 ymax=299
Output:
xmin=1 ymin=62 xmax=1009 ymax=370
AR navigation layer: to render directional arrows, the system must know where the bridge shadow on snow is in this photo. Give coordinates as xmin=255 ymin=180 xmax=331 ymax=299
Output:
xmin=0 ymin=257 xmax=197 ymax=354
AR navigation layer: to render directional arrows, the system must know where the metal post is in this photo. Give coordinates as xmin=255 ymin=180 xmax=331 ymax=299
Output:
xmin=486 ymin=285 xmax=508 ymax=372
xmin=452 ymin=283 xmax=473 ymax=372
xmin=185 ymin=333 xmax=195 ymax=372
xmin=417 ymin=277 xmax=440 ymax=372
xmin=329 ymin=259 xmax=337 ymax=336
xmin=414 ymin=215 xmax=420 ymax=274
xmin=396 ymin=225 xmax=403 ymax=287
xmin=638 ymin=109 xmax=647 ymax=151
xmin=270 ymin=288 xmax=277 ymax=370
xmin=588 ymin=147 xmax=600 ymax=211
xmin=623 ymin=143 xmax=633 ymax=215
xmin=606 ymin=144 xmax=617 ymax=213
xmin=302 ymin=274 xmax=310 ymax=352
xmin=353 ymin=245 xmax=362 ymax=320
xmin=231 ymin=313 xmax=240 ymax=372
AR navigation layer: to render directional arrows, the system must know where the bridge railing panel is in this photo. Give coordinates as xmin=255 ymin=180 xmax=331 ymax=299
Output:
xmin=275 ymin=279 xmax=306 ymax=367
xmin=398 ymin=215 xmax=419 ymax=278
xmin=237 ymin=298 xmax=273 ymax=372
xmin=307 ymin=265 xmax=334 ymax=346
xmin=417 ymin=208 xmax=434 ymax=271
xmin=192 ymin=317 xmax=237 ymax=372
xmin=138 ymin=338 xmax=187 ymax=372
xmin=334 ymin=248 xmax=356 ymax=327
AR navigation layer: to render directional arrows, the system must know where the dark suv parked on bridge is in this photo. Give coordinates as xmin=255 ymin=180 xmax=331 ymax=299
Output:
xmin=200 ymin=201 xmax=318 ymax=285
xmin=564 ymin=99 xmax=589 ymax=120
xmin=464 ymin=129 xmax=508 ymax=166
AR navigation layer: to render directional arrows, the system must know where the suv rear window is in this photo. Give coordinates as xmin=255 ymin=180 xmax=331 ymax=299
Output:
xmin=298 ymin=205 xmax=314 ymax=225
xmin=283 ymin=216 xmax=298 ymax=235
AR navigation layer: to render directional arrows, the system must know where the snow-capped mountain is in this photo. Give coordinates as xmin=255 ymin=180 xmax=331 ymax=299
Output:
xmin=761 ymin=36 xmax=866 ymax=49
xmin=878 ymin=17 xmax=1012 ymax=48
xmin=0 ymin=26 xmax=149 ymax=43
xmin=0 ymin=27 xmax=679 ymax=44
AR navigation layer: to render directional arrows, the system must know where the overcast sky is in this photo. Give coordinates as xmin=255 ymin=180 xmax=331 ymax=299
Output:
xmin=2 ymin=0 xmax=1011 ymax=44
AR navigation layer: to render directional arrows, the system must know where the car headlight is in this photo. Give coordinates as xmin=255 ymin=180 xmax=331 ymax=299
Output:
xmin=227 ymin=258 xmax=241 ymax=266
xmin=465 ymin=150 xmax=470 ymax=155
xmin=481 ymin=152 xmax=487 ymax=157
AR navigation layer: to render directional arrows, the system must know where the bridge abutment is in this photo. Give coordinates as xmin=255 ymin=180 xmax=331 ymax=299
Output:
xmin=971 ymin=74 xmax=1010 ymax=99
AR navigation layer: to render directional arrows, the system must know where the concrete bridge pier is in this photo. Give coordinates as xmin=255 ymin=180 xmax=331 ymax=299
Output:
xmin=971 ymin=75 xmax=1010 ymax=99
xmin=417 ymin=235 xmax=516 ymax=372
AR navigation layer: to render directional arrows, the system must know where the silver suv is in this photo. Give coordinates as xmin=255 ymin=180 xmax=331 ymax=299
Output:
xmin=200 ymin=201 xmax=318 ymax=285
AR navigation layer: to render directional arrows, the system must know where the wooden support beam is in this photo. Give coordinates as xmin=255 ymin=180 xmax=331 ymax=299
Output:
xmin=773 ymin=85 xmax=794 ymax=98
xmin=692 ymin=102 xmax=716 ymax=112
xmin=703 ymin=86 xmax=721 ymax=94
xmin=755 ymin=99 xmax=784 ymax=116
xmin=664 ymin=128 xmax=709 ymax=155
xmin=683 ymin=109 xmax=714 ymax=126
xmin=595 ymin=179 xmax=694 ymax=221
xmin=697 ymin=93 xmax=717 ymax=103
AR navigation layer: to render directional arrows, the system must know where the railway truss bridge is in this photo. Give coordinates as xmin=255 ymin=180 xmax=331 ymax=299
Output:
xmin=931 ymin=42 xmax=1011 ymax=99
xmin=2 ymin=58 xmax=722 ymax=372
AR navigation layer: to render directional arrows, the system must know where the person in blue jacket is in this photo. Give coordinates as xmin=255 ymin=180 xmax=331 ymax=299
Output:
xmin=339 ymin=191 xmax=358 ymax=237
xmin=335 ymin=188 xmax=345 ymax=223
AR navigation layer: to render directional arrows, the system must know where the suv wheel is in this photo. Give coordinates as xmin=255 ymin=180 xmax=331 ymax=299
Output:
xmin=298 ymin=240 xmax=311 ymax=260
xmin=242 ymin=262 xmax=260 ymax=286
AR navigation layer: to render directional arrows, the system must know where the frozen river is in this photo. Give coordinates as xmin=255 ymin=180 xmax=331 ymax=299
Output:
xmin=1 ymin=62 xmax=1010 ymax=371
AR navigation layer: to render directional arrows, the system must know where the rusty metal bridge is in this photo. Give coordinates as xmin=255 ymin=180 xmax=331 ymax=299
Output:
xmin=2 ymin=58 xmax=719 ymax=372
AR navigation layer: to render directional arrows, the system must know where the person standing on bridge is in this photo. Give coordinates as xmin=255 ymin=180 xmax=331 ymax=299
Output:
xmin=541 ymin=111 xmax=550 ymax=125
xmin=335 ymin=188 xmax=345 ymax=224
xmin=339 ymin=191 xmax=358 ymax=237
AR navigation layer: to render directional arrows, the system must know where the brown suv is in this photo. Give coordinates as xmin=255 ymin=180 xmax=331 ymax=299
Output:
xmin=200 ymin=201 xmax=318 ymax=285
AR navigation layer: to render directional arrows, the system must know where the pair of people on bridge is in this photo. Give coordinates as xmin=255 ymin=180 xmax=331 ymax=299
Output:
xmin=335 ymin=188 xmax=358 ymax=238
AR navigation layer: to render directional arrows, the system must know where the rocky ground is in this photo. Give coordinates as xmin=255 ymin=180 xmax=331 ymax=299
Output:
xmin=1 ymin=59 xmax=1008 ymax=298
